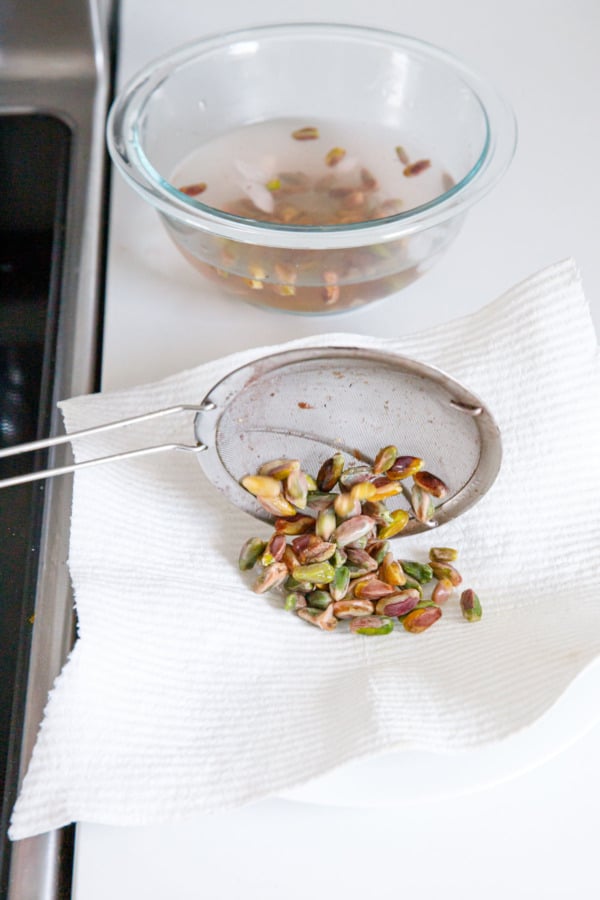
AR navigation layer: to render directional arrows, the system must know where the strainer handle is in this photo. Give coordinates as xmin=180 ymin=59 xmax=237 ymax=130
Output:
xmin=0 ymin=403 xmax=212 ymax=489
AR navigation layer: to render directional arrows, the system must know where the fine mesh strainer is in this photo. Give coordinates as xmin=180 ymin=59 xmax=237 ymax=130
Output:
xmin=0 ymin=346 xmax=501 ymax=536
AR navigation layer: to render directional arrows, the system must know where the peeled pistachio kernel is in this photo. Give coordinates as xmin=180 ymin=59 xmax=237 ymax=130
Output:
xmin=330 ymin=565 xmax=351 ymax=601
xmin=253 ymin=562 xmax=289 ymax=594
xmin=430 ymin=561 xmax=463 ymax=587
xmin=241 ymin=474 xmax=281 ymax=498
xmin=300 ymin=540 xmax=337 ymax=564
xmin=257 ymin=494 xmax=298 ymax=518
xmin=432 ymin=578 xmax=454 ymax=605
xmin=401 ymin=560 xmax=434 ymax=584
xmin=297 ymin=604 xmax=338 ymax=631
xmin=282 ymin=544 xmax=300 ymax=573
xmin=238 ymin=537 xmax=267 ymax=571
xmin=292 ymin=561 xmax=335 ymax=585
xmin=401 ymin=605 xmax=442 ymax=633
xmin=260 ymin=533 xmax=287 ymax=566
xmin=413 ymin=470 xmax=449 ymax=499
xmin=334 ymin=491 xmax=359 ymax=519
xmin=377 ymin=508 xmax=409 ymax=540
xmin=350 ymin=481 xmax=377 ymax=502
xmin=373 ymin=445 xmax=398 ymax=474
xmin=379 ymin=552 xmax=407 ymax=587
xmin=353 ymin=578 xmax=397 ymax=601
xmin=306 ymin=491 xmax=336 ymax=511
xmin=332 ymin=515 xmax=376 ymax=548
xmin=307 ymin=590 xmax=332 ymax=611
xmin=332 ymin=598 xmax=374 ymax=618
xmin=345 ymin=547 xmax=379 ymax=573
xmin=385 ymin=455 xmax=424 ymax=481
xmin=402 ymin=575 xmax=423 ymax=597
xmin=371 ymin=481 xmax=402 ymax=502
xmin=365 ymin=539 xmax=391 ymax=564
xmin=316 ymin=508 xmax=336 ymax=541
xmin=274 ymin=514 xmax=315 ymax=535
xmin=429 ymin=547 xmax=459 ymax=563
xmin=284 ymin=591 xmax=306 ymax=611
xmin=410 ymin=484 xmax=435 ymax=524
xmin=316 ymin=452 xmax=345 ymax=491
xmin=375 ymin=589 xmax=420 ymax=617
xmin=350 ymin=615 xmax=394 ymax=636
xmin=460 ymin=588 xmax=482 ymax=622
xmin=285 ymin=468 xmax=309 ymax=509
xmin=258 ymin=458 xmax=301 ymax=480
xmin=339 ymin=465 xmax=373 ymax=490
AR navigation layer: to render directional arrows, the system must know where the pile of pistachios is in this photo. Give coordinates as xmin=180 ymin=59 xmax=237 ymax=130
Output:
xmin=238 ymin=447 xmax=482 ymax=634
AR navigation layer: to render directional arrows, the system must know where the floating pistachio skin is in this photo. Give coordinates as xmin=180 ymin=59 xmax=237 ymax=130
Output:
xmin=460 ymin=589 xmax=482 ymax=622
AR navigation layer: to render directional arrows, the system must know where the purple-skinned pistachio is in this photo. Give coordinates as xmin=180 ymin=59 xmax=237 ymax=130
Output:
xmin=375 ymin=588 xmax=420 ymax=617
xmin=332 ymin=515 xmax=376 ymax=548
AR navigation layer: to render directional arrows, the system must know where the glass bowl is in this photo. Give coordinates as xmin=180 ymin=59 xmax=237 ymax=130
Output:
xmin=107 ymin=23 xmax=517 ymax=315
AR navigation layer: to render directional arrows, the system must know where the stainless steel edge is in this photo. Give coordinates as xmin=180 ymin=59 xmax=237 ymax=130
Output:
xmin=2 ymin=2 xmax=115 ymax=897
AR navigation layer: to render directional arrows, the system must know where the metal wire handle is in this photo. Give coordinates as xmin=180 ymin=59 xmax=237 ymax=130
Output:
xmin=0 ymin=403 xmax=214 ymax=489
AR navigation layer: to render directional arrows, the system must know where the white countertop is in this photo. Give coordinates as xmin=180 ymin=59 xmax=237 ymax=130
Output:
xmin=74 ymin=1 xmax=600 ymax=896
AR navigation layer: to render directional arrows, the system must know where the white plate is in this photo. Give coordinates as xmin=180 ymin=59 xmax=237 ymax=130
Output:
xmin=279 ymin=657 xmax=600 ymax=807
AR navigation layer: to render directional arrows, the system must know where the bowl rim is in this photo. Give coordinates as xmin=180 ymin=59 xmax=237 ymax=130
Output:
xmin=106 ymin=22 xmax=517 ymax=251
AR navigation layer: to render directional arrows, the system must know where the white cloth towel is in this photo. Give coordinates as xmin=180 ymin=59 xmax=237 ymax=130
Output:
xmin=10 ymin=259 xmax=600 ymax=839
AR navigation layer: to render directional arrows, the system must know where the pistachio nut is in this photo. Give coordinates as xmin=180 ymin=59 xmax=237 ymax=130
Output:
xmin=297 ymin=604 xmax=338 ymax=631
xmin=332 ymin=598 xmax=375 ymax=618
xmin=375 ymin=589 xmax=420 ymax=617
xmin=429 ymin=561 xmax=463 ymax=587
xmin=284 ymin=591 xmax=306 ymax=611
xmin=365 ymin=539 xmax=391 ymax=565
xmin=401 ymin=605 xmax=442 ymax=633
xmin=306 ymin=491 xmax=336 ymax=512
xmin=377 ymin=509 xmax=409 ymax=540
xmin=460 ymin=588 xmax=482 ymax=622
xmin=432 ymin=578 xmax=454 ymax=605
xmin=353 ymin=578 xmax=397 ymax=601
xmin=241 ymin=474 xmax=281 ymax=498
xmin=238 ymin=537 xmax=267 ymax=571
xmin=260 ymin=532 xmax=287 ymax=566
xmin=285 ymin=467 xmax=309 ymax=510
xmin=373 ymin=445 xmax=398 ymax=474
xmin=257 ymin=494 xmax=298 ymax=518
xmin=258 ymin=458 xmax=301 ymax=480
xmin=292 ymin=561 xmax=336 ymax=585
xmin=400 ymin=560 xmax=433 ymax=584
xmin=329 ymin=565 xmax=351 ymax=601
xmin=349 ymin=615 xmax=394 ymax=636
xmin=307 ymin=590 xmax=332 ymax=610
xmin=253 ymin=562 xmax=289 ymax=594
xmin=274 ymin=514 xmax=315 ymax=535
xmin=429 ymin=547 xmax=459 ymax=563
xmin=410 ymin=484 xmax=435 ymax=524
xmin=385 ymin=456 xmax=424 ymax=481
xmin=332 ymin=515 xmax=376 ymax=548
xmin=379 ymin=552 xmax=407 ymax=587
xmin=413 ymin=470 xmax=449 ymax=499
xmin=316 ymin=452 xmax=345 ymax=492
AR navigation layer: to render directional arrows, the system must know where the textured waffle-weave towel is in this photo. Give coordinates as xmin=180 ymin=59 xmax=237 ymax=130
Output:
xmin=10 ymin=259 xmax=600 ymax=839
